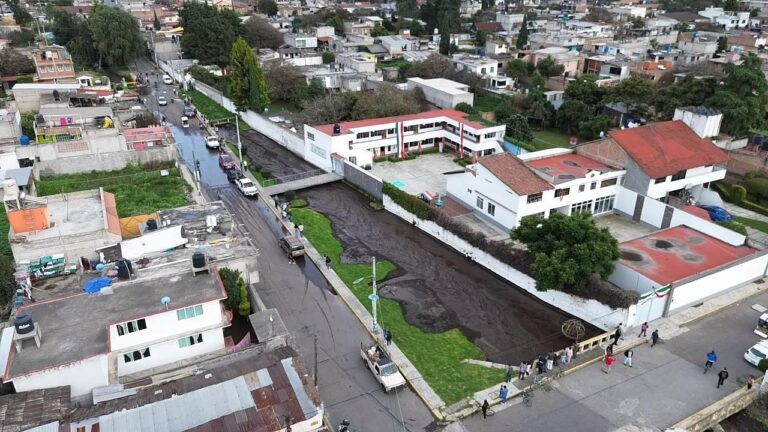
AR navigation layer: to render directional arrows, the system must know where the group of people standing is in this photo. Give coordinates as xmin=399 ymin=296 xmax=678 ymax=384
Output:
xmin=505 ymin=345 xmax=576 ymax=384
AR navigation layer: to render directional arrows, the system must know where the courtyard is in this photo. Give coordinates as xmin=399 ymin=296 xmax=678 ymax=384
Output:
xmin=369 ymin=152 xmax=461 ymax=197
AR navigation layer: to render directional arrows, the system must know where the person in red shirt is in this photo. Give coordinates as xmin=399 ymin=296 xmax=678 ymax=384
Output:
xmin=603 ymin=354 xmax=616 ymax=374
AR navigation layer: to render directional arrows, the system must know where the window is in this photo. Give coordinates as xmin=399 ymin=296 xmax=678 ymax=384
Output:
xmin=590 ymin=182 xmax=597 ymax=190
xmin=655 ymin=177 xmax=667 ymax=184
xmin=404 ymin=125 xmax=418 ymax=133
xmin=601 ymin=178 xmax=617 ymax=187
xmin=422 ymin=122 xmax=434 ymax=129
xmin=356 ymin=131 xmax=370 ymax=139
xmin=593 ymin=196 xmax=615 ymax=214
xmin=177 ymin=304 xmax=204 ymax=320
xmin=307 ymin=132 xmax=315 ymax=141
xmin=387 ymin=128 xmax=395 ymax=134
xmin=476 ymin=196 xmax=484 ymax=209
xmin=123 ymin=347 xmax=151 ymax=363
xmin=571 ymin=200 xmax=593 ymax=214
xmin=578 ymin=184 xmax=585 ymax=192
xmin=487 ymin=202 xmax=496 ymax=216
xmin=671 ymin=170 xmax=686 ymax=181
xmin=310 ymin=143 xmax=326 ymax=158
xmin=527 ymin=192 xmax=543 ymax=203
xmin=555 ymin=188 xmax=570 ymax=198
xmin=484 ymin=132 xmax=496 ymax=139
xmin=116 ymin=318 xmax=147 ymax=336
xmin=178 ymin=333 xmax=204 ymax=348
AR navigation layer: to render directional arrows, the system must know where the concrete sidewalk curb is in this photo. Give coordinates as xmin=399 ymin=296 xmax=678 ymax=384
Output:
xmin=672 ymin=386 xmax=758 ymax=431
xmin=671 ymin=282 xmax=768 ymax=328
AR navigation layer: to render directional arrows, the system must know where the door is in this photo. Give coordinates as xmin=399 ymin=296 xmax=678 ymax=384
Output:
xmin=632 ymin=195 xmax=644 ymax=222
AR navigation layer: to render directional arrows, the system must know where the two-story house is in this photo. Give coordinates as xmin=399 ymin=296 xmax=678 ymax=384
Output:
xmin=303 ymin=109 xmax=506 ymax=170
xmin=32 ymin=45 xmax=75 ymax=83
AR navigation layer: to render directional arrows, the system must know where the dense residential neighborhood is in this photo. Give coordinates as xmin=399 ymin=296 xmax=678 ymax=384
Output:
xmin=4 ymin=0 xmax=768 ymax=429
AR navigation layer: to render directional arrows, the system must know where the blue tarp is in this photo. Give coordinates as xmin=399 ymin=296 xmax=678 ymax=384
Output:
xmin=84 ymin=277 xmax=112 ymax=294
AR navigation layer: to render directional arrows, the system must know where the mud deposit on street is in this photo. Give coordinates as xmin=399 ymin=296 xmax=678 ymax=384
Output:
xmin=302 ymin=183 xmax=601 ymax=364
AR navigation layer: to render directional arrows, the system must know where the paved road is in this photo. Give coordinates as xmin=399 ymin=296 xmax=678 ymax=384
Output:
xmin=461 ymin=290 xmax=768 ymax=431
xmin=134 ymin=58 xmax=438 ymax=432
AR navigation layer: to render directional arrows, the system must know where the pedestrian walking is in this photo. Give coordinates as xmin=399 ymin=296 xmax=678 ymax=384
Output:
xmin=704 ymin=350 xmax=717 ymax=374
xmin=560 ymin=350 xmax=567 ymax=366
xmin=565 ymin=346 xmax=573 ymax=364
xmin=545 ymin=353 xmax=554 ymax=372
xmin=384 ymin=329 xmax=393 ymax=346
xmin=537 ymin=354 xmax=546 ymax=374
xmin=524 ymin=361 xmax=531 ymax=379
xmin=481 ymin=400 xmax=490 ymax=419
xmin=623 ymin=349 xmax=633 ymax=367
xmin=505 ymin=364 xmax=513 ymax=383
xmin=603 ymin=354 xmax=616 ymax=374
xmin=499 ymin=385 xmax=509 ymax=403
xmin=324 ymin=255 xmax=331 ymax=270
xmin=638 ymin=321 xmax=649 ymax=338
xmin=717 ymin=368 xmax=729 ymax=388
xmin=552 ymin=350 xmax=560 ymax=367
xmin=606 ymin=343 xmax=614 ymax=356
xmin=518 ymin=361 xmax=526 ymax=380
xmin=613 ymin=325 xmax=622 ymax=345
xmin=748 ymin=376 xmax=755 ymax=390
xmin=650 ymin=329 xmax=659 ymax=347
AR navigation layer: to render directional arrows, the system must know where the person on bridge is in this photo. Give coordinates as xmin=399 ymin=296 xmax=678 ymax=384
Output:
xmin=705 ymin=351 xmax=717 ymax=374
xmin=639 ymin=321 xmax=649 ymax=338
xmin=717 ymin=368 xmax=729 ymax=388
xmin=650 ymin=329 xmax=660 ymax=347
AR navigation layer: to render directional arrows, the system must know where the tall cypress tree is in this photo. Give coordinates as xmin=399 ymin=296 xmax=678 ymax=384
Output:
xmin=229 ymin=37 xmax=269 ymax=113
xmin=516 ymin=14 xmax=528 ymax=50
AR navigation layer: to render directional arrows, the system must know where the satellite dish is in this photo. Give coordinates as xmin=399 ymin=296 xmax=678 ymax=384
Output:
xmin=161 ymin=296 xmax=171 ymax=309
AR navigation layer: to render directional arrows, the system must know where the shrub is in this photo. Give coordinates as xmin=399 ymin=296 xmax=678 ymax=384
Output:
xmin=387 ymin=156 xmax=403 ymax=162
xmin=739 ymin=199 xmax=768 ymax=218
xmin=732 ymin=185 xmax=747 ymax=203
xmin=404 ymin=152 xmax=417 ymax=160
xmin=747 ymin=177 xmax=768 ymax=202
xmin=455 ymin=102 xmax=477 ymax=114
xmin=717 ymin=220 xmax=748 ymax=235
xmin=322 ymin=52 xmax=335 ymax=64
xmin=420 ymin=146 xmax=440 ymax=154
xmin=373 ymin=155 xmax=388 ymax=163
xmin=219 ymin=268 xmax=242 ymax=310
xmin=564 ymin=276 xmax=641 ymax=310
xmin=237 ymin=278 xmax=251 ymax=316
xmin=383 ymin=182 xmax=438 ymax=220
xmin=759 ymin=358 xmax=768 ymax=373
xmin=290 ymin=198 xmax=308 ymax=208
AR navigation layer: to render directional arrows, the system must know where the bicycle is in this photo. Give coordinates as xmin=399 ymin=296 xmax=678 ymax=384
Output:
xmin=521 ymin=388 xmax=534 ymax=407
xmin=532 ymin=375 xmax=553 ymax=392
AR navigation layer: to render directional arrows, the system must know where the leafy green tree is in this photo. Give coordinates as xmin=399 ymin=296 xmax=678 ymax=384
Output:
xmin=557 ymin=99 xmax=591 ymax=134
xmin=455 ymin=102 xmax=476 ymax=114
xmin=322 ymin=52 xmax=335 ymax=64
xmin=708 ymin=53 xmax=768 ymax=137
xmin=437 ymin=0 xmax=460 ymax=55
xmin=531 ymin=72 xmax=546 ymax=89
xmin=564 ymin=74 xmax=603 ymax=107
xmin=237 ymin=278 xmax=251 ymax=316
xmin=506 ymin=58 xmax=532 ymax=79
xmin=293 ymin=78 xmax=325 ymax=105
xmin=397 ymin=0 xmax=420 ymax=18
xmin=87 ymin=5 xmax=144 ymax=68
xmin=153 ymin=10 xmax=161 ymax=30
xmin=48 ymin=8 xmax=82 ymax=46
xmin=474 ymin=29 xmax=489 ymax=47
xmin=506 ymin=114 xmax=532 ymax=142
xmin=493 ymin=96 xmax=519 ymax=124
xmin=724 ymin=0 xmax=741 ymax=10
xmin=516 ymin=14 xmax=528 ymax=49
xmin=717 ymin=36 xmax=728 ymax=53
xmin=180 ymin=2 xmax=244 ymax=66
xmin=371 ymin=23 xmax=389 ymax=37
xmin=405 ymin=53 xmax=451 ymax=79
xmin=630 ymin=16 xmax=644 ymax=28
xmin=0 ymin=255 xmax=16 ymax=308
xmin=265 ymin=61 xmax=303 ymax=102
xmin=21 ymin=112 xmax=36 ymax=140
xmin=9 ymin=0 xmax=32 ymax=26
xmin=229 ymin=37 xmax=269 ymax=113
xmin=0 ymin=47 xmax=35 ymax=76
xmin=8 ymin=29 xmax=35 ymax=47
xmin=604 ymin=75 xmax=656 ymax=116
xmin=512 ymin=212 xmax=620 ymax=292
xmin=654 ymin=75 xmax=716 ymax=119
xmin=578 ymin=115 xmax=614 ymax=140
xmin=524 ymin=91 xmax=554 ymax=129
xmin=258 ymin=0 xmax=278 ymax=16
xmin=219 ymin=268 xmax=242 ymax=310
xmin=245 ymin=15 xmax=284 ymax=49
xmin=537 ymin=56 xmax=565 ymax=78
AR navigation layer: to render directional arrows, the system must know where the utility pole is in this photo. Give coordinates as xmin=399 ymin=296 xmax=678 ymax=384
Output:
xmin=235 ymin=115 xmax=243 ymax=163
xmin=313 ymin=334 xmax=318 ymax=386
xmin=369 ymin=256 xmax=379 ymax=334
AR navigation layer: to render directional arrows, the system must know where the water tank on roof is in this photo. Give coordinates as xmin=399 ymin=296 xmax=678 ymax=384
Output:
xmin=192 ymin=252 xmax=206 ymax=270
xmin=115 ymin=259 xmax=133 ymax=280
xmin=2 ymin=179 xmax=19 ymax=202
xmin=332 ymin=123 xmax=341 ymax=135
xmin=14 ymin=313 xmax=35 ymax=335
xmin=19 ymin=135 xmax=30 ymax=146
xmin=146 ymin=219 xmax=158 ymax=231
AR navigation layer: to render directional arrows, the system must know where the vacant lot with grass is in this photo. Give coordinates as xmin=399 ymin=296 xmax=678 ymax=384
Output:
xmin=185 ymin=90 xmax=252 ymax=132
xmin=291 ymin=207 xmax=504 ymax=405
xmin=532 ymin=129 xmax=572 ymax=149
xmin=734 ymin=216 xmax=768 ymax=234
xmin=36 ymin=163 xmax=190 ymax=217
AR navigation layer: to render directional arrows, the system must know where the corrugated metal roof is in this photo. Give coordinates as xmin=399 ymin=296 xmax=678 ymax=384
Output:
xmin=21 ymin=422 xmax=59 ymax=432
xmin=99 ymin=377 xmax=255 ymax=432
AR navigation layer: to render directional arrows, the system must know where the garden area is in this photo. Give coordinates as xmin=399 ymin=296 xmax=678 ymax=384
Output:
xmin=184 ymin=90 xmax=252 ymax=132
xmin=35 ymin=163 xmax=191 ymax=218
xmin=290 ymin=206 xmax=505 ymax=405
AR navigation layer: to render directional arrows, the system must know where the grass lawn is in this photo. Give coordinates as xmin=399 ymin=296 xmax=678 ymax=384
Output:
xmin=291 ymin=208 xmax=505 ymax=405
xmin=185 ymin=90 xmax=253 ymax=132
xmin=474 ymin=94 xmax=502 ymax=113
xmin=531 ymin=129 xmax=573 ymax=150
xmin=36 ymin=163 xmax=191 ymax=218
xmin=734 ymin=216 xmax=768 ymax=234
xmin=266 ymin=101 xmax=299 ymax=114
xmin=376 ymin=58 xmax=411 ymax=70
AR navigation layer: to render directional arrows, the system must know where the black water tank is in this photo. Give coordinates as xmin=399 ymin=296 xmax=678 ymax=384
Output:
xmin=332 ymin=123 xmax=341 ymax=135
xmin=146 ymin=219 xmax=158 ymax=231
xmin=192 ymin=252 xmax=206 ymax=269
xmin=116 ymin=259 xmax=133 ymax=280
xmin=14 ymin=313 xmax=34 ymax=335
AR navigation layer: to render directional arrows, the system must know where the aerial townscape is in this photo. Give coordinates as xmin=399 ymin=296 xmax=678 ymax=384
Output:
xmin=4 ymin=0 xmax=768 ymax=430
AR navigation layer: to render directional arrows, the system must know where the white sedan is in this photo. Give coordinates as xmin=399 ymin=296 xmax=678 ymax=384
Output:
xmin=162 ymin=74 xmax=173 ymax=85
xmin=157 ymin=96 xmax=167 ymax=106
xmin=205 ymin=136 xmax=220 ymax=149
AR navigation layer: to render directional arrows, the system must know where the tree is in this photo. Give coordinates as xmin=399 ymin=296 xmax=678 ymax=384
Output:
xmin=630 ymin=16 xmax=645 ymax=29
xmin=724 ymin=0 xmax=741 ymax=11
xmin=0 ymin=255 xmax=16 ymax=309
xmin=153 ymin=10 xmax=161 ymax=30
xmin=370 ymin=23 xmax=389 ymax=37
xmin=512 ymin=212 xmax=620 ymax=292
xmin=437 ymin=0 xmax=460 ymax=55
xmin=406 ymin=53 xmax=452 ymax=79
xmin=229 ymin=37 xmax=269 ymax=113
xmin=296 ymin=92 xmax=358 ymax=125
xmin=350 ymin=83 xmax=422 ymax=120
xmin=474 ymin=29 xmax=489 ymax=47
xmin=564 ymin=74 xmax=603 ymax=107
xmin=604 ymin=75 xmax=656 ymax=115
xmin=578 ymin=115 xmax=614 ymax=140
xmin=237 ymin=278 xmax=251 ymax=316
xmin=536 ymin=56 xmax=565 ymax=78
xmin=264 ymin=61 xmax=304 ymax=102
xmin=258 ymin=0 xmax=278 ymax=16
xmin=506 ymin=58 xmax=533 ymax=80
xmin=292 ymin=78 xmax=325 ymax=106
xmin=493 ymin=96 xmax=520 ymax=124
xmin=585 ymin=7 xmax=614 ymax=23
xmin=48 ymin=8 xmax=82 ymax=46
xmin=654 ymin=75 xmax=716 ymax=119
xmin=531 ymin=72 xmax=546 ymax=89
xmin=397 ymin=0 xmax=420 ymax=18
xmin=506 ymin=114 xmax=532 ymax=142
xmin=557 ymin=99 xmax=591 ymax=134
xmin=0 ymin=47 xmax=35 ymax=76
xmin=516 ymin=14 xmax=528 ymax=49
xmin=8 ymin=29 xmax=35 ymax=47
xmin=245 ymin=16 xmax=284 ymax=50
xmin=708 ymin=53 xmax=768 ymax=137
xmin=180 ymin=2 xmax=244 ymax=66
xmin=717 ymin=35 xmax=728 ymax=53
xmin=524 ymin=91 xmax=554 ymax=129
xmin=455 ymin=102 xmax=476 ymax=114
xmin=219 ymin=268 xmax=242 ymax=310
xmin=87 ymin=5 xmax=144 ymax=68
xmin=322 ymin=52 xmax=335 ymax=64
xmin=9 ymin=0 xmax=32 ymax=26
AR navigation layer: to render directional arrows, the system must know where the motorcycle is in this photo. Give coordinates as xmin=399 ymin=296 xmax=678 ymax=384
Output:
xmin=338 ymin=419 xmax=351 ymax=432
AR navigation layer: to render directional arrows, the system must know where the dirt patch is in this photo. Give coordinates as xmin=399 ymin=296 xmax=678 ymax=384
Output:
xmin=301 ymin=183 xmax=601 ymax=364
xmin=218 ymin=126 xmax=315 ymax=178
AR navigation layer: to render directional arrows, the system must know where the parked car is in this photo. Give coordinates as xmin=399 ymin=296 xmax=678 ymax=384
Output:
xmin=162 ymin=74 xmax=173 ymax=84
xmin=183 ymin=106 xmax=196 ymax=117
xmin=218 ymin=153 xmax=237 ymax=170
xmin=205 ymin=136 xmax=220 ymax=149
xmin=236 ymin=177 xmax=258 ymax=197
xmin=157 ymin=96 xmax=167 ymax=106
xmin=360 ymin=342 xmax=406 ymax=392
xmin=226 ymin=169 xmax=244 ymax=183
xmin=756 ymin=313 xmax=768 ymax=338
xmin=279 ymin=235 xmax=305 ymax=258
xmin=744 ymin=339 xmax=768 ymax=367
xmin=698 ymin=205 xmax=733 ymax=222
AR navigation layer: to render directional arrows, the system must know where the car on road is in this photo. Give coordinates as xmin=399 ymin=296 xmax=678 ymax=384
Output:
xmin=236 ymin=177 xmax=258 ymax=197
xmin=162 ymin=74 xmax=173 ymax=84
xmin=226 ymin=168 xmax=244 ymax=183
xmin=697 ymin=205 xmax=733 ymax=222
xmin=183 ymin=106 xmax=196 ymax=117
xmin=205 ymin=136 xmax=220 ymax=149
xmin=218 ymin=153 xmax=237 ymax=170
xmin=360 ymin=342 xmax=406 ymax=392
xmin=744 ymin=339 xmax=768 ymax=367
xmin=756 ymin=313 xmax=768 ymax=338
xmin=157 ymin=96 xmax=167 ymax=106
xmin=279 ymin=235 xmax=305 ymax=258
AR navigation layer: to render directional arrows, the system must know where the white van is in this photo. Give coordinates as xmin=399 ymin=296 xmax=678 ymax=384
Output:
xmin=744 ymin=339 xmax=768 ymax=367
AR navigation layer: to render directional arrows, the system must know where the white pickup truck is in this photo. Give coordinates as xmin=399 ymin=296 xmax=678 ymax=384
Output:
xmin=360 ymin=342 xmax=406 ymax=393
xmin=236 ymin=178 xmax=258 ymax=197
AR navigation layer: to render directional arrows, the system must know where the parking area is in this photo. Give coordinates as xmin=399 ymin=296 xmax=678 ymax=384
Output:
xmin=594 ymin=214 xmax=655 ymax=243
xmin=369 ymin=152 xmax=461 ymax=197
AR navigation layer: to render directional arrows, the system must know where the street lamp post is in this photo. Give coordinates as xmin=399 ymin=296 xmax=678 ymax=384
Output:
xmin=354 ymin=257 xmax=379 ymax=334
xmin=235 ymin=114 xmax=243 ymax=163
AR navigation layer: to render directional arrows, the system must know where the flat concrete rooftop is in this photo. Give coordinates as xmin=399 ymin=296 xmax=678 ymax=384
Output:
xmin=369 ymin=152 xmax=461 ymax=197
xmin=22 ymin=190 xmax=106 ymax=241
xmin=618 ymin=226 xmax=756 ymax=285
xmin=5 ymin=264 xmax=226 ymax=378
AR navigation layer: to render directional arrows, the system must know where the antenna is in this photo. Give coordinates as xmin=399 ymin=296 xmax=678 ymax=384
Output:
xmin=161 ymin=296 xmax=171 ymax=310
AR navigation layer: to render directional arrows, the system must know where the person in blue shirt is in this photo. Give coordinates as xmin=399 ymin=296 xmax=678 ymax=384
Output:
xmin=705 ymin=351 xmax=717 ymax=374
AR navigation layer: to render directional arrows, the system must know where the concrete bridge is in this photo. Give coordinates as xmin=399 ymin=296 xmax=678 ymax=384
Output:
xmin=261 ymin=170 xmax=342 ymax=196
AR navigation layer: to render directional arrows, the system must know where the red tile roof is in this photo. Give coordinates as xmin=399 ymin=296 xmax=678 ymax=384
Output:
xmin=479 ymin=153 xmax=553 ymax=196
xmin=527 ymin=153 xmax=617 ymax=182
xmin=312 ymin=109 xmax=490 ymax=135
xmin=475 ymin=21 xmax=503 ymax=32
xmin=608 ymin=121 xmax=728 ymax=179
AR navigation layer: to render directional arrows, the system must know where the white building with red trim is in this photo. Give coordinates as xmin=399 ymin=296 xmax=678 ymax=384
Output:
xmin=302 ymin=109 xmax=506 ymax=170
